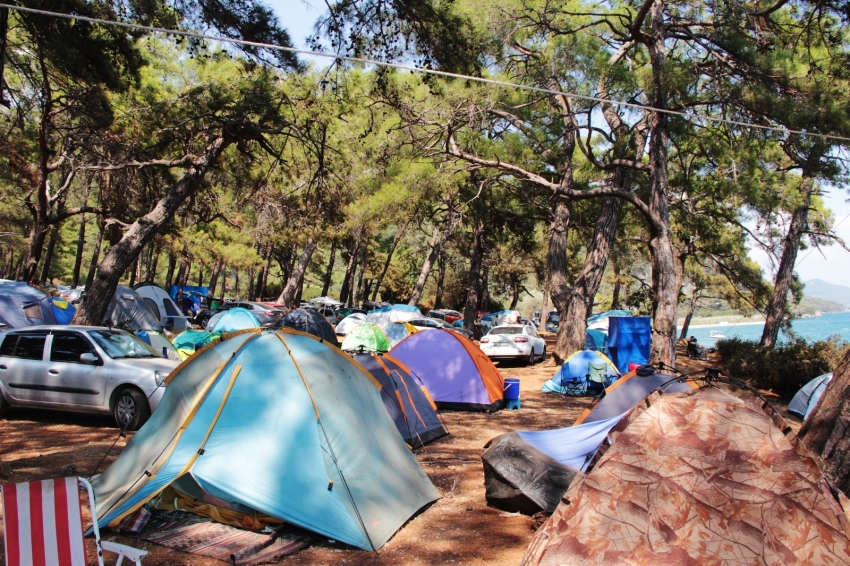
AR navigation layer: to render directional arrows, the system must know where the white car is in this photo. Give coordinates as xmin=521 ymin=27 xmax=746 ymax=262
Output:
xmin=479 ymin=324 xmax=546 ymax=365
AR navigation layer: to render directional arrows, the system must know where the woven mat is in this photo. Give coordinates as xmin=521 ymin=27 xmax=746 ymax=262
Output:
xmin=143 ymin=520 xmax=313 ymax=565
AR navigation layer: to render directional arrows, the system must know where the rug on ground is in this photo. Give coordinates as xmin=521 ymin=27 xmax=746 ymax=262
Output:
xmin=142 ymin=517 xmax=314 ymax=565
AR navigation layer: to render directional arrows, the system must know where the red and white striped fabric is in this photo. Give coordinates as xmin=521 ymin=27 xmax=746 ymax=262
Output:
xmin=2 ymin=477 xmax=87 ymax=566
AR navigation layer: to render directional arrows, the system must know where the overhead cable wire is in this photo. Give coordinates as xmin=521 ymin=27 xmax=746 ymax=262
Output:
xmin=5 ymin=3 xmax=850 ymax=144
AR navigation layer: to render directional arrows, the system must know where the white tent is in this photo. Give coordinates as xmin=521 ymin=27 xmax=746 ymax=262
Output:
xmin=335 ymin=312 xmax=367 ymax=336
xmin=134 ymin=282 xmax=189 ymax=333
xmin=788 ymin=372 xmax=833 ymax=420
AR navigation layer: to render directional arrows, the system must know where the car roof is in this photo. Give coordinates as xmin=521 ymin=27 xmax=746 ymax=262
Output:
xmin=2 ymin=325 xmax=127 ymax=333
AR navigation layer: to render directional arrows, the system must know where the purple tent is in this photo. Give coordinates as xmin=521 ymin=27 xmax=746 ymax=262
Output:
xmin=390 ymin=330 xmax=504 ymax=411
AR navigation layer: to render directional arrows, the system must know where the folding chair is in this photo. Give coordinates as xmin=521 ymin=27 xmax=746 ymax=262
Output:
xmin=559 ymin=374 xmax=586 ymax=395
xmin=2 ymin=476 xmax=147 ymax=566
xmin=586 ymin=362 xmax=610 ymax=395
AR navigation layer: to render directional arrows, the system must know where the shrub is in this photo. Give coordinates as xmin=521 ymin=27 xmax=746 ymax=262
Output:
xmin=715 ymin=335 xmax=850 ymax=401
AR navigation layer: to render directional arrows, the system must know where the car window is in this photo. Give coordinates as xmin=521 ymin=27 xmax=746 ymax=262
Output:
xmin=88 ymin=330 xmax=161 ymax=359
xmin=491 ymin=327 xmax=521 ymax=336
xmin=50 ymin=332 xmax=96 ymax=363
xmin=0 ymin=334 xmax=18 ymax=356
xmin=10 ymin=333 xmax=48 ymax=359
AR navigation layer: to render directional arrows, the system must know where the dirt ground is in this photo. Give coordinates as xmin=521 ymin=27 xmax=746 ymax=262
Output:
xmin=0 ymin=338 xmax=797 ymax=565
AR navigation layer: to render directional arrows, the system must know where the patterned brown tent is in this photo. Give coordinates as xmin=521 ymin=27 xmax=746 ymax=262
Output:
xmin=523 ymin=386 xmax=850 ymax=565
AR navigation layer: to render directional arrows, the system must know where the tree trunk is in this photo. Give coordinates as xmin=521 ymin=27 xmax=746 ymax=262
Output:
xmin=128 ymin=256 xmax=138 ymax=287
xmin=208 ymin=262 xmax=220 ymax=297
xmin=197 ymin=262 xmax=205 ymax=287
xmin=560 ymin=196 xmax=624 ymax=355
xmin=164 ymin=252 xmax=176 ymax=289
xmin=84 ymin=221 xmax=104 ymax=290
xmin=340 ymin=232 xmax=361 ymax=305
xmin=409 ymin=212 xmax=456 ymax=306
xmin=261 ymin=247 xmax=272 ymax=299
xmin=39 ymin=224 xmax=60 ymax=282
xmin=760 ymin=177 xmax=814 ymax=349
xmin=610 ymin=261 xmax=621 ymax=310
xmin=372 ymin=219 xmax=411 ymax=302
xmin=678 ymin=291 xmax=699 ymax=340
xmin=645 ymin=0 xmax=679 ymax=368
xmin=73 ymin=132 xmax=233 ymax=325
xmin=72 ymin=214 xmax=87 ymax=287
xmin=277 ymin=238 xmax=317 ymax=306
xmin=234 ymin=269 xmax=240 ymax=299
xmin=463 ymin=217 xmax=485 ymax=329
xmin=353 ymin=245 xmax=367 ymax=307
xmin=799 ymin=349 xmax=850 ymax=495
xmin=548 ymin=192 xmax=574 ymax=364
xmin=321 ymin=238 xmax=337 ymax=297
xmin=434 ymin=251 xmax=445 ymax=310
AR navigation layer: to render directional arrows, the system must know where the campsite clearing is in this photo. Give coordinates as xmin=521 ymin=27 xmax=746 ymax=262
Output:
xmin=0 ymin=339 xmax=796 ymax=565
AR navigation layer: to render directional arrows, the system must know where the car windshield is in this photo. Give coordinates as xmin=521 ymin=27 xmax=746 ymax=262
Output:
xmin=490 ymin=327 xmax=522 ymax=335
xmin=87 ymin=330 xmax=161 ymax=359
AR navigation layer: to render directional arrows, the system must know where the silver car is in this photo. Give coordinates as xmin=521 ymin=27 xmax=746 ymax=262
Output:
xmin=0 ymin=326 xmax=178 ymax=430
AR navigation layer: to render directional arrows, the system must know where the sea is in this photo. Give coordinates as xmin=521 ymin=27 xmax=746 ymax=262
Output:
xmin=685 ymin=311 xmax=850 ymax=347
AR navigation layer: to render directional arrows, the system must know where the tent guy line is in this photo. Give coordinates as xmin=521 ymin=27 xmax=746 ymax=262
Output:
xmin=5 ymin=3 xmax=850 ymax=144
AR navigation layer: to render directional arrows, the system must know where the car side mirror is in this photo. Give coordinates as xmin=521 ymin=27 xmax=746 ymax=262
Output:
xmin=79 ymin=352 xmax=100 ymax=365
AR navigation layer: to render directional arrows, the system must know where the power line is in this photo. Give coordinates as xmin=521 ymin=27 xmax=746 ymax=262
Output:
xmin=5 ymin=3 xmax=850 ymax=144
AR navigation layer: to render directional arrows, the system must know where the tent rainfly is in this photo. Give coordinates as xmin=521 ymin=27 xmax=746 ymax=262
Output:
xmin=91 ymin=329 xmax=440 ymax=551
xmin=351 ymin=352 xmax=446 ymax=448
xmin=341 ymin=322 xmax=391 ymax=353
xmin=275 ymin=308 xmax=339 ymax=347
xmin=0 ymin=282 xmax=74 ymax=328
xmin=788 ymin=372 xmax=833 ymax=420
xmin=390 ymin=329 xmax=504 ymax=411
xmin=207 ymin=308 xmax=260 ymax=333
xmin=103 ymin=285 xmax=162 ymax=332
xmin=523 ymin=386 xmax=850 ymax=565
xmin=133 ymin=282 xmax=189 ymax=333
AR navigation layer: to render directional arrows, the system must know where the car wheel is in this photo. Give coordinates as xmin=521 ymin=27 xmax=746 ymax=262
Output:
xmin=541 ymin=346 xmax=547 ymax=362
xmin=526 ymin=350 xmax=535 ymax=366
xmin=112 ymin=387 xmax=151 ymax=431
xmin=197 ymin=316 xmax=210 ymax=329
xmin=0 ymin=393 xmax=8 ymax=418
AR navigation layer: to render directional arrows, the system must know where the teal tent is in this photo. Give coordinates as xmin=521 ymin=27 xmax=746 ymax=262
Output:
xmin=91 ymin=329 xmax=439 ymax=551
xmin=208 ymin=307 xmax=260 ymax=333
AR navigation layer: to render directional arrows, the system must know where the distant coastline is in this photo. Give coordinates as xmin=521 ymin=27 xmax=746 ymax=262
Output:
xmin=679 ymin=315 xmax=766 ymax=329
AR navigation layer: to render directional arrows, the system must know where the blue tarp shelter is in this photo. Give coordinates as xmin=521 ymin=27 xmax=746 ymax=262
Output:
xmin=92 ymin=329 xmax=440 ymax=551
xmin=606 ymin=316 xmax=651 ymax=373
xmin=169 ymin=285 xmax=210 ymax=314
xmin=0 ymin=282 xmax=72 ymax=328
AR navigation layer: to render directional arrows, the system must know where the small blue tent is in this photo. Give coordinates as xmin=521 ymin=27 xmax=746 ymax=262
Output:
xmin=208 ymin=308 xmax=260 ymax=333
xmin=0 ymin=282 xmax=69 ymax=328
xmin=542 ymin=350 xmax=619 ymax=394
xmin=92 ymin=329 xmax=440 ymax=551
xmin=606 ymin=316 xmax=651 ymax=373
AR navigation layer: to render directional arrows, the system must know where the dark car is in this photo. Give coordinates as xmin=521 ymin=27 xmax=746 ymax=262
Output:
xmin=194 ymin=301 xmax=285 ymax=328
xmin=427 ymin=309 xmax=464 ymax=324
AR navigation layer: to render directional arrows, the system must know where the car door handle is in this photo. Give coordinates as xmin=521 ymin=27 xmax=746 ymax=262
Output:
xmin=48 ymin=369 xmax=59 ymax=375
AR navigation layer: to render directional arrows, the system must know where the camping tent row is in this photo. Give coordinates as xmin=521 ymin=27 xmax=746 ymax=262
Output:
xmin=92 ymin=328 xmax=440 ymax=551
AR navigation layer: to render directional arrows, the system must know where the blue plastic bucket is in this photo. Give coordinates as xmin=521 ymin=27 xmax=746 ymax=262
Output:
xmin=504 ymin=378 xmax=520 ymax=401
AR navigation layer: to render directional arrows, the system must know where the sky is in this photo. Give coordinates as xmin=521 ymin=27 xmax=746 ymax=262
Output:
xmin=264 ymin=0 xmax=850 ymax=289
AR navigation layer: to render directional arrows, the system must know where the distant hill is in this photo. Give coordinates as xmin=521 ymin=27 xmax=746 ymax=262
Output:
xmin=803 ymin=279 xmax=850 ymax=307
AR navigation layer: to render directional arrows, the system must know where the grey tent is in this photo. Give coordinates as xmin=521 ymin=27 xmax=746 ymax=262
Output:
xmin=0 ymin=282 xmax=72 ymax=328
xmin=788 ymin=372 xmax=833 ymax=420
xmin=103 ymin=285 xmax=163 ymax=332
xmin=274 ymin=308 xmax=338 ymax=347
xmin=133 ymin=282 xmax=189 ymax=333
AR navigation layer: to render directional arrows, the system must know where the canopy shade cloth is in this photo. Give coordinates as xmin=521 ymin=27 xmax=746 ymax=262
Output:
xmin=391 ymin=329 xmax=504 ymax=411
xmin=91 ymin=329 xmax=440 ymax=551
